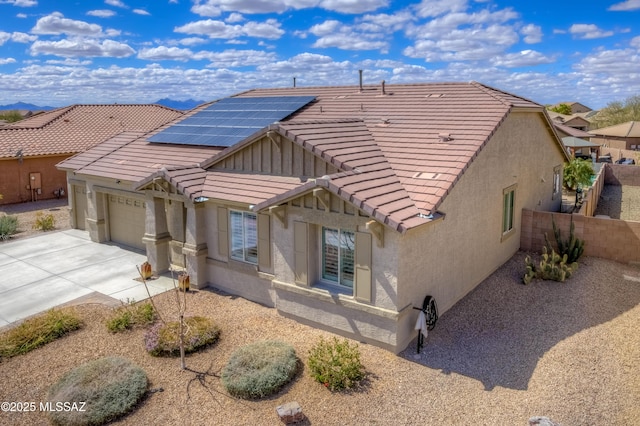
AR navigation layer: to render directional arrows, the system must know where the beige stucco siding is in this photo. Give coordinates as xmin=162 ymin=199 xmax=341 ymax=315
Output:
xmin=396 ymin=112 xmax=564 ymax=326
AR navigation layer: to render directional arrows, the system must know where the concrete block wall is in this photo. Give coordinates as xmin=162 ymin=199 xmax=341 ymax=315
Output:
xmin=605 ymin=163 xmax=640 ymax=186
xmin=521 ymin=209 xmax=640 ymax=263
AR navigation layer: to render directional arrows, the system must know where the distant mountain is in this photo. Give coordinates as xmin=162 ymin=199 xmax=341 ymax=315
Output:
xmin=0 ymin=102 xmax=56 ymax=111
xmin=154 ymin=98 xmax=205 ymax=110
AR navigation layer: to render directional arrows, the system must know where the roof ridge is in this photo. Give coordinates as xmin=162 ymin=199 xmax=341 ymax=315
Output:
xmin=470 ymin=81 xmax=540 ymax=108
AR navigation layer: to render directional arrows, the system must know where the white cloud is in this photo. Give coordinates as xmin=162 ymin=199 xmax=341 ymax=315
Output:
xmin=30 ymin=38 xmax=136 ymax=58
xmin=608 ymin=0 xmax=640 ymax=11
xmin=138 ymin=46 xmax=194 ymax=61
xmin=105 ymin=28 xmax=121 ymax=37
xmin=196 ymin=49 xmax=277 ymax=67
xmin=0 ymin=32 xmax=10 ymax=45
xmin=87 ymin=9 xmax=116 ymax=18
xmin=225 ymin=12 xmax=244 ymax=23
xmin=32 ymin=12 xmax=103 ymax=37
xmin=490 ymin=50 xmax=555 ymax=68
xmin=0 ymin=0 xmax=37 ymax=6
xmin=133 ymin=9 xmax=151 ymax=15
xmin=179 ymin=37 xmax=208 ymax=46
xmin=10 ymin=31 xmax=37 ymax=43
xmin=310 ymin=20 xmax=389 ymax=52
xmin=105 ymin=0 xmax=127 ymax=8
xmin=412 ymin=0 xmax=468 ymax=18
xmin=404 ymin=24 xmax=519 ymax=62
xmin=189 ymin=0 xmax=386 ymax=14
xmin=631 ymin=35 xmax=640 ymax=48
xmin=520 ymin=24 xmax=542 ymax=44
xmin=175 ymin=18 xmax=284 ymax=39
xmin=0 ymin=58 xmax=17 ymax=65
xmin=17 ymin=12 xmax=27 ymax=18
xmin=569 ymin=24 xmax=614 ymax=40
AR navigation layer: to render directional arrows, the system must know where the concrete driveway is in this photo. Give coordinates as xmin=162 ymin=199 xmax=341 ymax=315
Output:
xmin=0 ymin=229 xmax=176 ymax=328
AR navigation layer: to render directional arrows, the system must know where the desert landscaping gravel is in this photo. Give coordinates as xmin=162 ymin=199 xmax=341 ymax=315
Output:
xmin=1 ymin=200 xmax=639 ymax=425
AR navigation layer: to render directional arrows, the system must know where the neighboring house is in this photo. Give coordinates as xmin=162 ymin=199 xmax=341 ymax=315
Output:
xmin=562 ymin=137 xmax=602 ymax=160
xmin=550 ymin=102 xmax=592 ymax=115
xmin=553 ymin=122 xmax=593 ymax=140
xmin=547 ymin=111 xmax=592 ymax=131
xmin=57 ymin=82 xmax=568 ymax=353
xmin=0 ymin=104 xmax=184 ymax=205
xmin=589 ymin=121 xmax=640 ymax=151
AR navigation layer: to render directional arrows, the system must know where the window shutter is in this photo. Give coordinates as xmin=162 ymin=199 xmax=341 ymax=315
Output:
xmin=354 ymin=232 xmax=372 ymax=303
xmin=217 ymin=207 xmax=228 ymax=258
xmin=257 ymin=213 xmax=270 ymax=269
xmin=293 ymin=221 xmax=308 ymax=286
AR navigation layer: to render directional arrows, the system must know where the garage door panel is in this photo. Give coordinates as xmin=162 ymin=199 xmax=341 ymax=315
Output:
xmin=108 ymin=195 xmax=146 ymax=250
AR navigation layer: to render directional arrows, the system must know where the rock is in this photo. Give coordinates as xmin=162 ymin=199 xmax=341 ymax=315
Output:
xmin=529 ymin=416 xmax=560 ymax=426
xmin=276 ymin=401 xmax=304 ymax=424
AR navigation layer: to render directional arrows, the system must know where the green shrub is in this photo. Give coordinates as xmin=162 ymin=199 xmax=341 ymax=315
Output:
xmin=0 ymin=214 xmax=18 ymax=241
xmin=144 ymin=316 xmax=220 ymax=357
xmin=0 ymin=308 xmax=82 ymax=359
xmin=32 ymin=211 xmax=56 ymax=231
xmin=47 ymin=356 xmax=147 ymax=426
xmin=105 ymin=301 xmax=155 ymax=333
xmin=308 ymin=336 xmax=365 ymax=391
xmin=221 ymin=340 xmax=298 ymax=399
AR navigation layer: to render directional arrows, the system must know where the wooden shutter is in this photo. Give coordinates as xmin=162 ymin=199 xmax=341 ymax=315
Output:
xmin=257 ymin=213 xmax=271 ymax=269
xmin=294 ymin=221 xmax=308 ymax=286
xmin=354 ymin=232 xmax=372 ymax=303
xmin=217 ymin=207 xmax=228 ymax=258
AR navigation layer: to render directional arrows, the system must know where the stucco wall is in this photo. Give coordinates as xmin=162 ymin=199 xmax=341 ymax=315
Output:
xmin=396 ymin=112 xmax=565 ymax=344
xmin=1 ymin=155 xmax=69 ymax=205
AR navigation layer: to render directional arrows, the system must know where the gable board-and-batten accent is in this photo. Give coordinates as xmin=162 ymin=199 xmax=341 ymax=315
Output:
xmin=269 ymin=205 xmax=287 ymax=228
xmin=366 ymin=220 xmax=384 ymax=248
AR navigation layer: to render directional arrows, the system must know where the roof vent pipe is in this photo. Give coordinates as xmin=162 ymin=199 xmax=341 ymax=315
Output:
xmin=293 ymin=77 xmax=296 ymax=88
xmin=359 ymin=69 xmax=363 ymax=92
xmin=381 ymin=80 xmax=386 ymax=95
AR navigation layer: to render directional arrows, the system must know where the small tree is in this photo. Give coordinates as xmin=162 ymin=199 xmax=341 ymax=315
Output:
xmin=548 ymin=103 xmax=572 ymax=115
xmin=563 ymin=158 xmax=593 ymax=191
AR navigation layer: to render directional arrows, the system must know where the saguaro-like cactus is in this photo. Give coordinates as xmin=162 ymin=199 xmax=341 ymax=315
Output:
xmin=545 ymin=215 xmax=585 ymax=263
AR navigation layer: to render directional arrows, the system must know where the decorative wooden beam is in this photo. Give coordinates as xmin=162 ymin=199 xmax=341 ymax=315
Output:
xmin=366 ymin=220 xmax=384 ymax=248
xmin=313 ymin=188 xmax=330 ymax=211
xmin=269 ymin=205 xmax=287 ymax=229
xmin=267 ymin=130 xmax=281 ymax=150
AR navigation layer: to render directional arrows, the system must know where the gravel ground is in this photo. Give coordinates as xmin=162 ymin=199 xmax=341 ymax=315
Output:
xmin=594 ymin=185 xmax=640 ymax=221
xmin=0 ymin=198 xmax=71 ymax=240
xmin=0 ymin=202 xmax=639 ymax=425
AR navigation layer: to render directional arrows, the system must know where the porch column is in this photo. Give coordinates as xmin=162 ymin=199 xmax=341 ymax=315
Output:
xmin=183 ymin=200 xmax=208 ymax=289
xmin=85 ymin=185 xmax=107 ymax=243
xmin=142 ymin=194 xmax=171 ymax=273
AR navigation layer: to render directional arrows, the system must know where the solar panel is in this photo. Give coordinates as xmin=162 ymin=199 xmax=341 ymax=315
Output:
xmin=148 ymin=95 xmax=316 ymax=147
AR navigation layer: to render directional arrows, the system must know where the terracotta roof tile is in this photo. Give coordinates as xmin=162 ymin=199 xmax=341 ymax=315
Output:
xmin=2 ymin=104 xmax=184 ymax=159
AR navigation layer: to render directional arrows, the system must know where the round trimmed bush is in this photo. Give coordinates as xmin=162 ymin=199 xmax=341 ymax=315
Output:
xmin=144 ymin=316 xmax=220 ymax=357
xmin=47 ymin=356 xmax=147 ymax=426
xmin=308 ymin=336 xmax=365 ymax=391
xmin=221 ymin=340 xmax=298 ymax=399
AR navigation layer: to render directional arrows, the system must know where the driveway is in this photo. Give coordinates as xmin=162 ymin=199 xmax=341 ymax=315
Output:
xmin=0 ymin=229 xmax=176 ymax=327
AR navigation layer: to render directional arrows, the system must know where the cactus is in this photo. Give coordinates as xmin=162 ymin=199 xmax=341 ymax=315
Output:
xmin=523 ymin=246 xmax=578 ymax=284
xmin=545 ymin=215 xmax=585 ymax=263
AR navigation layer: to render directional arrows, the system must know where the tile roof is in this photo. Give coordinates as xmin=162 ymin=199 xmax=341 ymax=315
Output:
xmin=1 ymin=104 xmax=184 ymax=159
xmin=553 ymin=122 xmax=593 ymax=138
xmin=589 ymin=121 xmax=640 ymax=138
xmin=65 ymin=82 xmax=563 ymax=233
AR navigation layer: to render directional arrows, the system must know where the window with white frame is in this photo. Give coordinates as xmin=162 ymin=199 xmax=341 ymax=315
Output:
xmin=502 ymin=185 xmax=516 ymax=238
xmin=230 ymin=210 xmax=257 ymax=263
xmin=321 ymin=227 xmax=355 ymax=288
xmin=553 ymin=166 xmax=562 ymax=199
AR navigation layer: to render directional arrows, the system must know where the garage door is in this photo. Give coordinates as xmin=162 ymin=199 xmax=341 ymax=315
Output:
xmin=108 ymin=195 xmax=146 ymax=250
xmin=74 ymin=186 xmax=87 ymax=230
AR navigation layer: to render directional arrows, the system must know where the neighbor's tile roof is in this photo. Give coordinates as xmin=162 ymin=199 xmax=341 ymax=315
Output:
xmin=553 ymin=122 xmax=593 ymax=138
xmin=1 ymin=104 xmax=184 ymax=159
xmin=589 ymin=121 xmax=640 ymax=138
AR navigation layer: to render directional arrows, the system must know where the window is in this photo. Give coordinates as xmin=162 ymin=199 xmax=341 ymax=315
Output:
xmin=230 ymin=210 xmax=257 ymax=263
xmin=321 ymin=227 xmax=355 ymax=288
xmin=553 ymin=166 xmax=562 ymax=199
xmin=502 ymin=186 xmax=516 ymax=238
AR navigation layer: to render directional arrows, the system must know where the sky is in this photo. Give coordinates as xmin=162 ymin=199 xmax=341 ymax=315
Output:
xmin=0 ymin=0 xmax=639 ymax=109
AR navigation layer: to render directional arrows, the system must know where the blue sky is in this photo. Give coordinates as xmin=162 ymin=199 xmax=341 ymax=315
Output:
xmin=0 ymin=0 xmax=639 ymax=109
